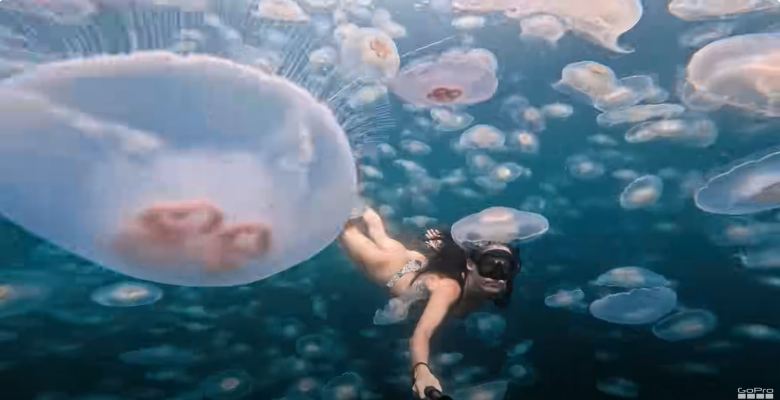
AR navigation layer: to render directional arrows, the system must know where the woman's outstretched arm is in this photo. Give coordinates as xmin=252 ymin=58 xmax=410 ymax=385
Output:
xmin=409 ymin=279 xmax=461 ymax=399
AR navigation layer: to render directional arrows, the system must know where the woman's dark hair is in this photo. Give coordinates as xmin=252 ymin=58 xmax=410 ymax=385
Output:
xmin=412 ymin=230 xmax=517 ymax=308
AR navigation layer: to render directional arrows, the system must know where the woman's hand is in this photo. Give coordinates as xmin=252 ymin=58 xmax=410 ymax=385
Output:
xmin=412 ymin=366 xmax=442 ymax=399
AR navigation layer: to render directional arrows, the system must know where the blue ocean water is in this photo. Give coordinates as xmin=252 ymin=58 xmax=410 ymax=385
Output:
xmin=0 ymin=0 xmax=779 ymax=399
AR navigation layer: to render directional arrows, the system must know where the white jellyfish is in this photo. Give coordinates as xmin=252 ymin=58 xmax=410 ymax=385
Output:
xmin=200 ymin=369 xmax=254 ymax=399
xmin=652 ymin=309 xmax=718 ymax=341
xmin=554 ymin=62 xmax=660 ymax=111
xmin=490 ymin=162 xmax=531 ymax=183
xmin=596 ymin=104 xmax=686 ymax=128
xmin=459 ymin=125 xmax=506 ymax=151
xmin=91 ymin=281 xmax=163 ymax=307
xmin=668 ymin=0 xmax=779 ymax=21
xmin=254 ymin=0 xmax=310 ymax=23
xmin=452 ymin=15 xmax=487 ymax=31
xmin=308 ymin=46 xmax=338 ymax=68
xmin=624 ymin=118 xmax=718 ymax=148
xmin=0 ymin=52 xmax=357 ymax=287
xmin=337 ymin=25 xmax=400 ymax=81
xmin=465 ymin=312 xmax=507 ymax=347
xmin=619 ymin=175 xmax=664 ymax=210
xmin=544 ymin=288 xmax=586 ymax=309
xmin=589 ymin=287 xmax=677 ymax=325
xmin=683 ymin=33 xmax=780 ymax=117
xmin=593 ymin=266 xmax=671 ymax=288
xmin=389 ymin=48 xmax=499 ymax=108
xmin=451 ymin=207 xmax=549 ymax=249
xmin=504 ymin=0 xmax=644 ymax=53
xmin=541 ymin=102 xmax=574 ymax=119
xmin=732 ymin=324 xmax=780 ymax=342
xmin=509 ymin=131 xmax=540 ymax=155
xmin=518 ymin=14 xmax=568 ymax=45
xmin=346 ymin=84 xmax=388 ymax=109
xmin=566 ymin=154 xmax=605 ymax=180
xmin=695 ymin=150 xmax=780 ymax=215
xmin=0 ymin=271 xmax=52 ymax=318
xmin=430 ymin=108 xmax=475 ymax=132
xmin=400 ymin=139 xmax=433 ymax=156
xmin=295 ymin=333 xmax=343 ymax=360
xmin=597 ymin=377 xmax=639 ymax=398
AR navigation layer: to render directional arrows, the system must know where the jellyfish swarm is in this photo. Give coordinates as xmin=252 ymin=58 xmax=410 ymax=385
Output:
xmin=695 ymin=150 xmax=780 ymax=215
xmin=652 ymin=309 xmax=718 ymax=342
xmin=451 ymin=207 xmax=549 ymax=250
xmin=668 ymin=0 xmax=779 ymax=21
xmin=91 ymin=281 xmax=163 ymax=307
xmin=389 ymin=48 xmax=499 ymax=108
xmin=589 ymin=287 xmax=677 ymax=325
xmin=0 ymin=52 xmax=357 ymax=286
xmin=683 ymin=33 xmax=780 ymax=118
xmin=504 ymin=0 xmax=643 ymax=53
xmin=619 ymin=175 xmax=663 ymax=210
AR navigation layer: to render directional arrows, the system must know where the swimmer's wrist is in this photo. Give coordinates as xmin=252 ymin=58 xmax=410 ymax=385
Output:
xmin=411 ymin=362 xmax=431 ymax=378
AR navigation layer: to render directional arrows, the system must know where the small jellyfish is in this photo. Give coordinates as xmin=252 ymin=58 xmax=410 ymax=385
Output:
xmin=509 ymin=131 xmax=540 ymax=155
xmin=593 ymin=266 xmax=671 ymax=288
xmin=254 ymin=0 xmax=310 ymax=23
xmin=372 ymin=8 xmax=407 ymax=39
xmin=91 ymin=281 xmax=163 ymax=307
xmin=588 ymin=134 xmax=619 ymax=147
xmin=430 ymin=108 xmax=474 ymax=132
xmin=518 ymin=14 xmax=568 ymax=45
xmin=308 ymin=46 xmax=338 ymax=68
xmin=596 ymin=377 xmax=639 ymax=398
xmin=0 ymin=271 xmax=52 ymax=318
xmin=321 ymin=372 xmax=363 ymax=400
xmin=474 ymin=176 xmax=508 ymax=193
xmin=554 ymin=62 xmax=659 ymax=111
xmin=389 ymin=48 xmax=499 ymax=108
xmin=295 ymin=333 xmax=343 ymax=360
xmin=695 ymin=150 xmax=780 ymax=215
xmin=596 ymin=104 xmax=686 ymax=127
xmin=119 ymin=345 xmax=199 ymax=366
xmin=451 ymin=207 xmax=549 ymax=249
xmin=683 ymin=33 xmax=780 ymax=117
xmin=338 ymin=25 xmax=400 ymax=81
xmin=589 ymin=287 xmax=677 ymax=325
xmin=465 ymin=313 xmax=507 ymax=347
xmin=434 ymin=352 xmax=464 ymax=367
xmin=346 ymin=84 xmax=388 ymax=109
xmin=732 ymin=323 xmax=780 ymax=342
xmin=544 ymin=288 xmax=585 ymax=309
xmin=522 ymin=106 xmax=546 ymax=132
xmin=668 ymin=0 xmax=779 ymax=21
xmin=619 ymin=175 xmax=664 ymax=210
xmin=541 ymin=102 xmax=574 ymax=119
xmin=200 ymin=369 xmax=254 ymax=399
xmin=0 ymin=52 xmax=357 ymax=287
xmin=624 ymin=118 xmax=718 ymax=148
xmin=490 ymin=162 xmax=531 ymax=183
xmin=459 ymin=125 xmax=506 ymax=151
xmin=504 ymin=0 xmax=644 ymax=53
xmin=400 ymin=139 xmax=432 ymax=156
xmin=652 ymin=309 xmax=718 ymax=342
xmin=403 ymin=216 xmax=438 ymax=228
xmin=566 ymin=154 xmax=605 ymax=180
xmin=507 ymin=340 xmax=534 ymax=357
xmin=452 ymin=15 xmax=487 ymax=31
xmin=451 ymin=380 xmax=508 ymax=400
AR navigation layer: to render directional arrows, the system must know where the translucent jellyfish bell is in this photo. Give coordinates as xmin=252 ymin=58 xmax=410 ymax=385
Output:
xmin=200 ymin=369 xmax=254 ymax=399
xmin=254 ymin=0 xmax=311 ymax=23
xmin=593 ymin=266 xmax=671 ymax=288
xmin=652 ymin=309 xmax=718 ymax=342
xmin=589 ymin=287 xmax=677 ymax=325
xmin=0 ymin=271 xmax=52 ymax=318
xmin=544 ymin=288 xmax=586 ymax=309
xmin=596 ymin=104 xmax=686 ymax=128
xmin=451 ymin=207 xmax=549 ymax=250
xmin=668 ymin=0 xmax=779 ymax=21
xmin=518 ymin=14 xmax=568 ymax=45
xmin=459 ymin=125 xmax=506 ymax=151
xmin=321 ymin=372 xmax=363 ymax=400
xmin=619 ymin=175 xmax=664 ymax=210
xmin=91 ymin=281 xmax=163 ymax=307
xmin=337 ymin=25 xmax=400 ymax=82
xmin=684 ymin=33 xmax=780 ymax=117
xmin=451 ymin=380 xmax=509 ymax=400
xmin=695 ymin=150 xmax=780 ymax=215
xmin=504 ymin=0 xmax=644 ymax=53
xmin=430 ymin=108 xmax=474 ymax=132
xmin=624 ymin=118 xmax=718 ymax=148
xmin=389 ymin=48 xmax=499 ymax=108
xmin=0 ymin=52 xmax=357 ymax=287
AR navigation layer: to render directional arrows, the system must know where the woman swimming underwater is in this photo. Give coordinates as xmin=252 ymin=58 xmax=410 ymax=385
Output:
xmin=340 ymin=207 xmax=521 ymax=398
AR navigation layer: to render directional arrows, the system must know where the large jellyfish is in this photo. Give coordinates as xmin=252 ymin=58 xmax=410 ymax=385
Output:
xmin=0 ymin=271 xmax=52 ymax=318
xmin=652 ymin=309 xmax=718 ymax=341
xmin=337 ymin=24 xmax=400 ymax=82
xmin=0 ymin=52 xmax=357 ymax=286
xmin=668 ymin=0 xmax=779 ymax=21
xmin=683 ymin=33 xmax=780 ymax=117
xmin=695 ymin=150 xmax=780 ymax=215
xmin=389 ymin=48 xmax=499 ymax=108
xmin=91 ymin=281 xmax=163 ymax=307
xmin=451 ymin=207 xmax=549 ymax=250
xmin=593 ymin=266 xmax=671 ymax=289
xmin=619 ymin=175 xmax=664 ymax=210
xmin=589 ymin=287 xmax=677 ymax=325
xmin=554 ymin=62 xmax=662 ymax=111
xmin=624 ymin=118 xmax=718 ymax=148
xmin=504 ymin=0 xmax=644 ymax=53
xmin=596 ymin=104 xmax=686 ymax=127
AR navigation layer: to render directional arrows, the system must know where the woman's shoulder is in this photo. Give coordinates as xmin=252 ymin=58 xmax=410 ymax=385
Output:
xmin=418 ymin=272 xmax=462 ymax=295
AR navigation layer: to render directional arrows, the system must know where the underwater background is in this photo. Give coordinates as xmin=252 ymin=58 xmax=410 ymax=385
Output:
xmin=0 ymin=0 xmax=779 ymax=399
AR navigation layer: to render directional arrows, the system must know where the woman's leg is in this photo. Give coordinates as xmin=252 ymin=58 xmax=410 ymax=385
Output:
xmin=362 ymin=207 xmax=406 ymax=252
